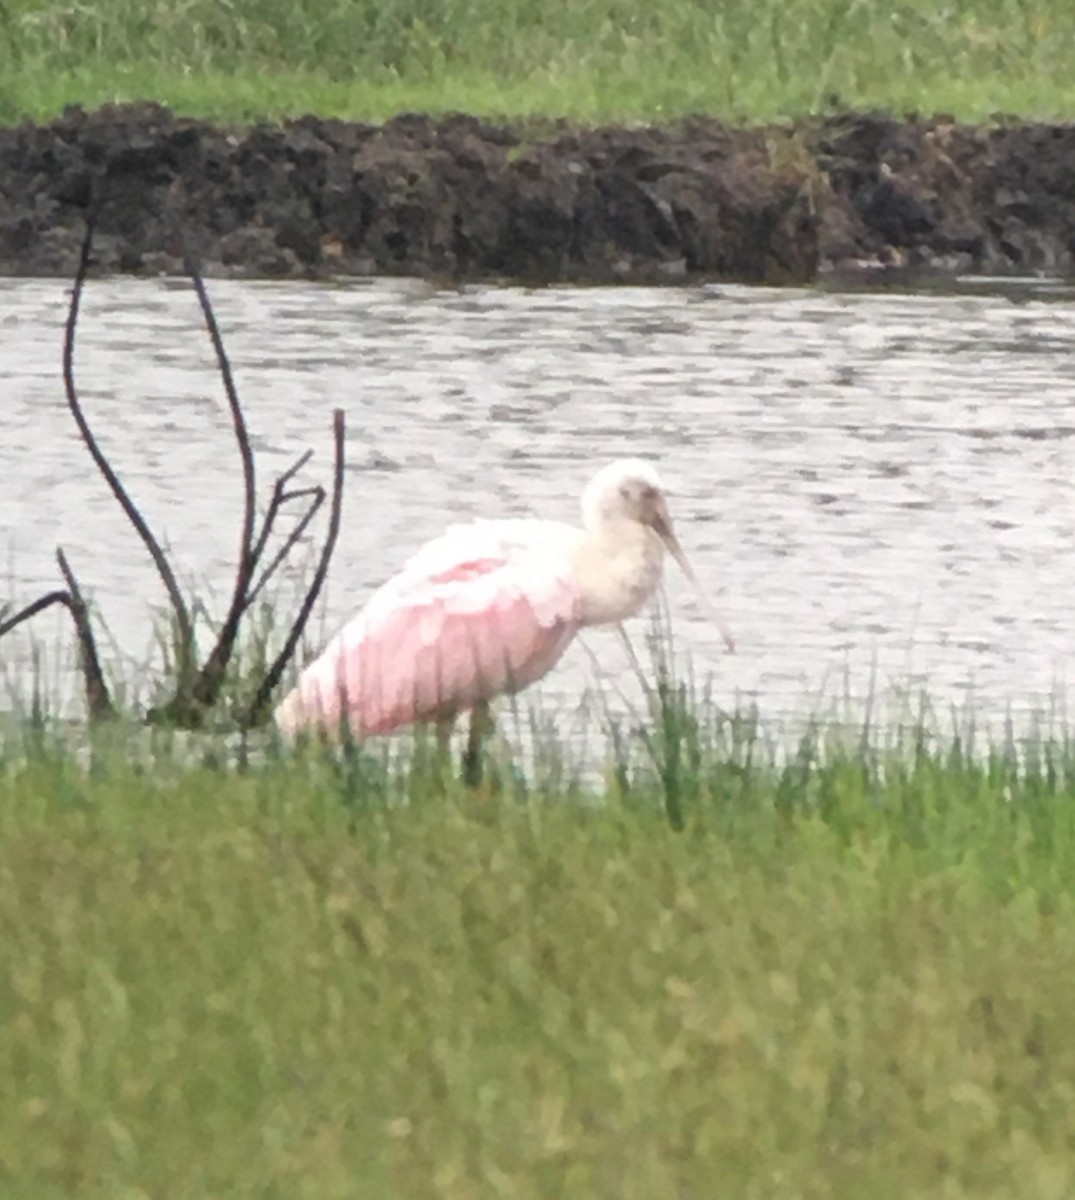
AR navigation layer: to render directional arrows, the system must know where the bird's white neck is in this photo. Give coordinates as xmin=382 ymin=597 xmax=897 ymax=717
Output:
xmin=572 ymin=519 xmax=666 ymax=627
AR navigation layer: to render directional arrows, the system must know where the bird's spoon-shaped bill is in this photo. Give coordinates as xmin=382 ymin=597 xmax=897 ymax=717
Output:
xmin=653 ymin=506 xmax=736 ymax=654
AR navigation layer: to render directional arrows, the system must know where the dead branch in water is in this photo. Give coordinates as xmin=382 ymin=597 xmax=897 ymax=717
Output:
xmin=243 ymin=408 xmax=345 ymax=730
xmin=149 ymin=250 xmax=346 ymax=726
xmin=183 ymin=252 xmax=258 ymax=715
xmin=0 ymin=591 xmax=70 ymax=639
xmin=247 ymin=450 xmax=314 ymax=578
xmin=64 ymin=216 xmax=197 ymax=690
xmin=55 ymin=548 xmax=115 ymax=721
xmin=0 ymin=218 xmax=347 ymax=731
xmin=246 ymin=485 xmax=326 ymax=609
xmin=0 ymin=550 xmax=115 ymax=721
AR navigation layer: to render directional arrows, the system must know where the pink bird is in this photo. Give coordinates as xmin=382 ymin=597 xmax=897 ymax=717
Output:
xmin=274 ymin=459 xmax=734 ymax=779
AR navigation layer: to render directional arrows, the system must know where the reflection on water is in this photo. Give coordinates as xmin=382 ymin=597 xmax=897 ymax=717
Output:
xmin=3 ymin=273 xmax=1075 ymax=747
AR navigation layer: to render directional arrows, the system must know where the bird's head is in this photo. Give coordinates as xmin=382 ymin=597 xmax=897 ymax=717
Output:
xmin=581 ymin=459 xmax=735 ymax=653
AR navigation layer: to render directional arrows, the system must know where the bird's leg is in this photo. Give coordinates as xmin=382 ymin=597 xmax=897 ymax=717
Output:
xmin=435 ymin=713 xmax=455 ymax=758
xmin=462 ymin=700 xmax=493 ymax=789
xmin=433 ymin=713 xmax=456 ymax=789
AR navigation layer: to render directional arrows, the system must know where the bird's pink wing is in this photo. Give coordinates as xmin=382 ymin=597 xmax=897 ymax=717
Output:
xmin=274 ymin=523 xmax=583 ymax=737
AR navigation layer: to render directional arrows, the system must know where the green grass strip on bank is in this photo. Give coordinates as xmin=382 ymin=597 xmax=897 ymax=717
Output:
xmin=2 ymin=707 xmax=1075 ymax=1197
xmin=2 ymin=0 xmax=1075 ymax=124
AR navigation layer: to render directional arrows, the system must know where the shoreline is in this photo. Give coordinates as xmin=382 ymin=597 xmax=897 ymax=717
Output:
xmin=2 ymin=102 xmax=1075 ymax=285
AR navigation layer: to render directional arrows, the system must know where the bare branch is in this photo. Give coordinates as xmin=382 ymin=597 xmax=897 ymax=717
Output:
xmin=64 ymin=217 xmax=195 ymax=685
xmin=0 ymin=590 xmax=72 ymax=639
xmin=247 ymin=451 xmax=316 ymax=577
xmin=276 ymin=450 xmax=314 ymax=491
xmin=279 ymin=485 xmax=323 ymax=505
xmin=55 ymin=549 xmax=115 ymax=721
xmin=185 ymin=257 xmax=257 ymax=563
xmin=243 ymin=409 xmax=346 ymax=728
xmin=185 ymin=251 xmax=259 ymax=712
xmin=245 ymin=487 xmax=325 ymax=609
xmin=0 ymin=555 xmax=115 ymax=722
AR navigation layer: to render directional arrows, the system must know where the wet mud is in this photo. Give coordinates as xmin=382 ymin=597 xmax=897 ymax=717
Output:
xmin=2 ymin=102 xmax=1075 ymax=285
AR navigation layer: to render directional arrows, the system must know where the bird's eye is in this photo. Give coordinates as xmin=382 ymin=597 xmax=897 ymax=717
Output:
xmin=619 ymin=484 xmax=633 ymax=500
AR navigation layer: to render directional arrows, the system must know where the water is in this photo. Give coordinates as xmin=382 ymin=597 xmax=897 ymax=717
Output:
xmin=4 ymin=272 xmax=1075 ymax=749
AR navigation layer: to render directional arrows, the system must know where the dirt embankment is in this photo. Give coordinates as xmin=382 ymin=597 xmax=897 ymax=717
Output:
xmin=1 ymin=102 xmax=1074 ymax=285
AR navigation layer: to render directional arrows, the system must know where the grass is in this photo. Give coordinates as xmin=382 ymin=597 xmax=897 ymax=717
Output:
xmin=1 ymin=0 xmax=1075 ymax=125
xmin=4 ymin=670 xmax=1075 ymax=1197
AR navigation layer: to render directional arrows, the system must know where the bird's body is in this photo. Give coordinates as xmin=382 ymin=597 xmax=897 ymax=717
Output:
xmin=273 ymin=459 xmax=732 ymax=755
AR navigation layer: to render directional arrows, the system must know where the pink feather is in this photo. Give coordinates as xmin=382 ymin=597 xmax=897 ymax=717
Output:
xmin=274 ymin=521 xmax=584 ymax=737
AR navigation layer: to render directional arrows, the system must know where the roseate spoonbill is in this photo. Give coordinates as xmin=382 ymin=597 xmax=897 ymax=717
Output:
xmin=274 ymin=458 xmax=734 ymax=780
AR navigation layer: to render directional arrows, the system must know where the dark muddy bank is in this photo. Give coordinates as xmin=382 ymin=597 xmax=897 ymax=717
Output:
xmin=2 ymin=103 xmax=1075 ymax=285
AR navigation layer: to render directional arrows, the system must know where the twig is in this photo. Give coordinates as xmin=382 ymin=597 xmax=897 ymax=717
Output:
xmin=64 ymin=217 xmax=196 ymax=686
xmin=245 ymin=488 xmax=325 ymax=610
xmin=278 ymin=451 xmax=314 ymax=488
xmin=0 ymin=555 xmax=115 ymax=721
xmin=279 ymin=485 xmax=323 ymax=505
xmin=186 ymin=253 xmax=258 ymax=711
xmin=243 ymin=409 xmax=346 ymax=728
xmin=247 ymin=450 xmax=315 ymax=575
xmin=0 ymin=590 xmax=72 ymax=639
xmin=55 ymin=549 xmax=115 ymax=721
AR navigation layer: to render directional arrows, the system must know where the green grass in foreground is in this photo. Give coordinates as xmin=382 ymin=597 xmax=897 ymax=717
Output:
xmin=3 ymin=707 xmax=1075 ymax=1197
xmin=3 ymin=0 xmax=1075 ymax=125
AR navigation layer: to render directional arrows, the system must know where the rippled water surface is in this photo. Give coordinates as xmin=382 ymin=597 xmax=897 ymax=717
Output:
xmin=5 ymin=273 xmax=1075 ymax=743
